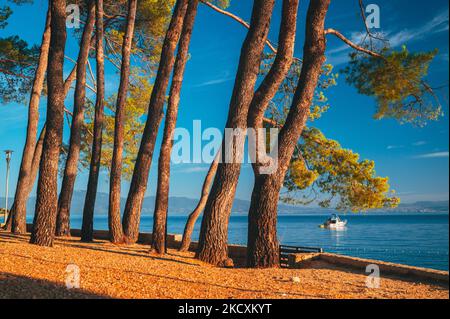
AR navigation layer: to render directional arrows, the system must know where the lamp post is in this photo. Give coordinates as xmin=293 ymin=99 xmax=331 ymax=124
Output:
xmin=4 ymin=150 xmax=13 ymax=224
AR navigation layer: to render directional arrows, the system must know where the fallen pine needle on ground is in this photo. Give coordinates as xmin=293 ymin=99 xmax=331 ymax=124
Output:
xmin=0 ymin=232 xmax=447 ymax=299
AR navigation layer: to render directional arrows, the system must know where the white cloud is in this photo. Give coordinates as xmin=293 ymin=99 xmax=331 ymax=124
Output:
xmin=414 ymin=151 xmax=449 ymax=159
xmin=326 ymin=9 xmax=449 ymax=66
xmin=385 ymin=9 xmax=448 ymax=47
xmin=192 ymin=70 xmax=233 ymax=88
xmin=412 ymin=141 xmax=427 ymax=146
xmin=387 ymin=145 xmax=404 ymax=150
xmin=192 ymin=77 xmax=233 ymax=88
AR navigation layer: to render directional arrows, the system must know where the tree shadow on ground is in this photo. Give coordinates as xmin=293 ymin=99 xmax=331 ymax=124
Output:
xmin=0 ymin=272 xmax=108 ymax=299
xmin=66 ymin=242 xmax=198 ymax=267
xmin=0 ymin=231 xmax=197 ymax=267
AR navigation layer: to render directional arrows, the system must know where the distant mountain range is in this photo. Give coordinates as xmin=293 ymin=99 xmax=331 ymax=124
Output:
xmin=391 ymin=200 xmax=450 ymax=214
xmin=1 ymin=191 xmax=449 ymax=216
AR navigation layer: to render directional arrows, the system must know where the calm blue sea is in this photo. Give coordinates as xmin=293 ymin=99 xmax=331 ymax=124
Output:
xmin=67 ymin=213 xmax=449 ymax=271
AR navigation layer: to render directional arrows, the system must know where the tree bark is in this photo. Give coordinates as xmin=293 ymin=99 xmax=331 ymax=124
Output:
xmin=179 ymin=151 xmax=220 ymax=252
xmin=10 ymin=8 xmax=51 ymax=235
xmin=81 ymin=0 xmax=105 ymax=243
xmin=28 ymin=126 xmax=46 ymax=194
xmin=243 ymin=0 xmax=299 ymax=268
xmin=247 ymin=0 xmax=298 ymax=133
xmin=56 ymin=0 xmax=96 ymax=237
xmin=122 ymin=0 xmax=189 ymax=244
xmin=152 ymin=0 xmax=199 ymax=254
xmin=2 ymin=59 xmax=76 ymax=231
xmin=30 ymin=0 xmax=67 ymax=247
xmin=108 ymin=0 xmax=137 ymax=244
xmin=2 ymin=62 xmax=77 ymax=233
xmin=196 ymin=0 xmax=276 ymax=266
xmin=247 ymin=0 xmax=330 ymax=268
xmin=2 ymin=203 xmax=13 ymax=231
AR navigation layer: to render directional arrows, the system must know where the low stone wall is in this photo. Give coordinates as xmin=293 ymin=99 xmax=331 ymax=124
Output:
xmin=67 ymin=228 xmax=248 ymax=264
xmin=290 ymin=252 xmax=449 ymax=285
xmin=26 ymin=225 xmax=183 ymax=247
xmin=288 ymin=253 xmax=321 ymax=268
xmin=174 ymin=239 xmax=247 ymax=264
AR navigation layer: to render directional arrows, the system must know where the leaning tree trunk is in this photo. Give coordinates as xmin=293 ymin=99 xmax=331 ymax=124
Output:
xmin=32 ymin=67 xmax=77 ymax=190
xmin=56 ymin=0 xmax=96 ymax=237
xmin=81 ymin=0 xmax=105 ymax=243
xmin=244 ymin=0 xmax=299 ymax=268
xmin=10 ymin=9 xmax=51 ymax=235
xmin=122 ymin=0 xmax=189 ymax=244
xmin=30 ymin=0 xmax=67 ymax=247
xmin=3 ymin=63 xmax=77 ymax=233
xmin=247 ymin=0 xmax=330 ymax=268
xmin=247 ymin=0 xmax=298 ymax=133
xmin=108 ymin=0 xmax=137 ymax=244
xmin=196 ymin=0 xmax=276 ymax=266
xmin=152 ymin=0 xmax=200 ymax=254
xmin=179 ymin=151 xmax=220 ymax=252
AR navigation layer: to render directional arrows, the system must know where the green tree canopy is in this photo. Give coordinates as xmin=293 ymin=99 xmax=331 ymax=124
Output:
xmin=261 ymin=49 xmax=399 ymax=212
xmin=0 ymin=1 xmax=38 ymax=103
xmin=79 ymin=70 xmax=152 ymax=180
xmin=0 ymin=6 xmax=12 ymax=29
xmin=343 ymin=46 xmax=442 ymax=127
xmin=0 ymin=36 xmax=39 ymax=104
xmin=283 ymin=128 xmax=400 ymax=212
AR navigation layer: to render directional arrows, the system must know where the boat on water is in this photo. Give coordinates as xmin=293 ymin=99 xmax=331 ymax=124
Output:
xmin=320 ymin=214 xmax=347 ymax=229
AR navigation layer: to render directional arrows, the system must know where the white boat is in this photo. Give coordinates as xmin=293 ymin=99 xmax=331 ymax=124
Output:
xmin=320 ymin=214 xmax=347 ymax=229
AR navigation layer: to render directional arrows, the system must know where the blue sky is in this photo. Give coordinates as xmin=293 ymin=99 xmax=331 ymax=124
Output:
xmin=0 ymin=0 xmax=448 ymax=206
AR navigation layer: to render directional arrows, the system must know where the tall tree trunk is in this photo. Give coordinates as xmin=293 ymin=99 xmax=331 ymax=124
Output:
xmin=108 ymin=0 xmax=137 ymax=244
xmin=122 ymin=0 xmax=189 ymax=244
xmin=56 ymin=0 xmax=96 ymax=237
xmin=10 ymin=9 xmax=51 ymax=235
xmin=152 ymin=0 xmax=200 ymax=254
xmin=2 ymin=63 xmax=77 ymax=232
xmin=244 ymin=0 xmax=299 ymax=268
xmin=30 ymin=0 xmax=67 ymax=247
xmin=247 ymin=0 xmax=330 ymax=268
xmin=81 ymin=0 xmax=105 ymax=242
xmin=30 ymin=124 xmax=46 ymax=177
xmin=179 ymin=151 xmax=220 ymax=252
xmin=196 ymin=0 xmax=276 ymax=266
xmin=247 ymin=0 xmax=298 ymax=132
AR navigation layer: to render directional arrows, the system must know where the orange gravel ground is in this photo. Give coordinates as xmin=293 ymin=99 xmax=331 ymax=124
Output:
xmin=0 ymin=231 xmax=448 ymax=299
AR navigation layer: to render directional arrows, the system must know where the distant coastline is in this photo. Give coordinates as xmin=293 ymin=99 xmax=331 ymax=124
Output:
xmin=2 ymin=191 xmax=448 ymax=217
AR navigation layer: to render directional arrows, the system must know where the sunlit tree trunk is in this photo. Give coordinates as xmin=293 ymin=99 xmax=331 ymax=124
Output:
xmin=10 ymin=8 xmax=51 ymax=235
xmin=244 ymin=0 xmax=299 ymax=268
xmin=56 ymin=0 xmax=96 ymax=237
xmin=196 ymin=0 xmax=276 ymax=266
xmin=122 ymin=0 xmax=189 ymax=244
xmin=81 ymin=0 xmax=105 ymax=242
xmin=108 ymin=0 xmax=137 ymax=244
xmin=179 ymin=151 xmax=220 ymax=252
xmin=30 ymin=0 xmax=67 ymax=247
xmin=152 ymin=0 xmax=200 ymax=254
xmin=2 ymin=63 xmax=77 ymax=232
xmin=247 ymin=0 xmax=330 ymax=268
